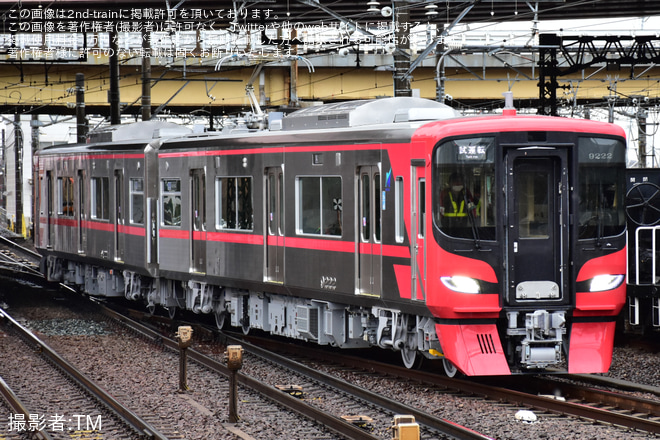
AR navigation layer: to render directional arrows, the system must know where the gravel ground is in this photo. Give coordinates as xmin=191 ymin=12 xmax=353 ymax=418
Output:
xmin=305 ymin=356 xmax=659 ymax=440
xmin=5 ymin=292 xmax=660 ymax=440
xmin=609 ymin=344 xmax=660 ymax=388
xmin=5 ymin=297 xmax=345 ymax=440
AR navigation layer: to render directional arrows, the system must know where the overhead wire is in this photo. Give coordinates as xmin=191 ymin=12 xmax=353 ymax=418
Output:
xmin=0 ymin=1 xmax=658 ymax=113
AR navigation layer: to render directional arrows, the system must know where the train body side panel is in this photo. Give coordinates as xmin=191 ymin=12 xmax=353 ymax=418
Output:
xmin=118 ymin=156 xmax=148 ymax=272
xmin=154 ymin=136 xmax=429 ymax=312
xmin=282 ymin=148 xmax=359 ymax=297
xmin=207 ymin=151 xmax=265 ymax=283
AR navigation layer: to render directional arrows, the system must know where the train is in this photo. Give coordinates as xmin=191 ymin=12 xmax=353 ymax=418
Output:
xmin=624 ymin=167 xmax=660 ymax=333
xmin=33 ymin=97 xmax=628 ymax=376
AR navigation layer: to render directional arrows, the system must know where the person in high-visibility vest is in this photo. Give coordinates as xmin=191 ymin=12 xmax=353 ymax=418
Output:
xmin=440 ymin=173 xmax=477 ymax=229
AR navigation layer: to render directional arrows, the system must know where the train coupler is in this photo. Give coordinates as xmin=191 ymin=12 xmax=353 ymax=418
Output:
xmin=507 ymin=310 xmax=566 ymax=369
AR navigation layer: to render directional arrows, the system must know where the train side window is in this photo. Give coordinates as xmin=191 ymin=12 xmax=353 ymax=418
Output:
xmin=360 ymin=174 xmax=370 ymax=241
xmin=161 ymin=178 xmax=182 ymax=227
xmin=296 ymin=176 xmax=342 ymax=237
xmin=374 ymin=173 xmax=381 ymax=242
xmin=395 ymin=177 xmax=404 ymax=243
xmin=129 ymin=178 xmax=144 ymax=225
xmin=216 ymin=176 xmax=254 ymax=231
xmin=418 ymin=179 xmax=426 ymax=238
xmin=56 ymin=178 xmax=63 ymax=215
xmin=90 ymin=177 xmax=109 ymax=220
xmin=57 ymin=177 xmax=74 ymax=217
xmin=46 ymin=172 xmax=53 ymax=217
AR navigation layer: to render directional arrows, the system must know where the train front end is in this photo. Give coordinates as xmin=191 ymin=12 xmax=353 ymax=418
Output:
xmin=421 ymin=116 xmax=627 ymax=375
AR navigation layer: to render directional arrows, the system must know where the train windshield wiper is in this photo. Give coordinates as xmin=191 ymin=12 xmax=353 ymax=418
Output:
xmin=596 ymin=206 xmax=604 ymax=247
xmin=595 ymin=183 xmax=606 ymax=247
xmin=464 ymin=193 xmax=481 ymax=249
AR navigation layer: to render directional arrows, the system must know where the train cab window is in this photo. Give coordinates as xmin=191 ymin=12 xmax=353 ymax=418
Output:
xmin=91 ymin=177 xmax=109 ymax=220
xmin=161 ymin=179 xmax=182 ymax=227
xmin=433 ymin=137 xmax=497 ymax=240
xmin=296 ymin=176 xmax=342 ymax=236
xmin=577 ymin=137 xmax=626 ymax=239
xmin=57 ymin=177 xmax=74 ymax=217
xmin=129 ymin=178 xmax=144 ymax=225
xmin=216 ymin=176 xmax=253 ymax=230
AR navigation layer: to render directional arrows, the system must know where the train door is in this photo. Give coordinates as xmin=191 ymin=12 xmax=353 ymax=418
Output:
xmin=77 ymin=170 xmax=86 ymax=254
xmin=114 ymin=170 xmax=124 ymax=262
xmin=411 ymin=161 xmax=426 ymax=300
xmin=190 ymin=168 xmax=206 ymax=273
xmin=505 ymin=149 xmax=569 ymax=305
xmin=357 ymin=165 xmax=382 ymax=296
xmin=265 ymin=166 xmax=284 ymax=283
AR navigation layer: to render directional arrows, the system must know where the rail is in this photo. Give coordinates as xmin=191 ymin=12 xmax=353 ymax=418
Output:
xmin=101 ymin=305 xmax=383 ymax=440
xmin=253 ymin=335 xmax=660 ymax=436
xmin=103 ymin=304 xmax=493 ymax=440
xmin=0 ymin=306 xmax=171 ymax=440
xmin=0 ymin=375 xmax=54 ymax=440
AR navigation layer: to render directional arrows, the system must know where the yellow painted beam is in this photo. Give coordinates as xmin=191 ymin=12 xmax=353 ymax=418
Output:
xmin=0 ymin=62 xmax=658 ymax=109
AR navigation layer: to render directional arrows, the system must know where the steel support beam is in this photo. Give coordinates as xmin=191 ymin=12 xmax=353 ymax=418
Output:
xmin=539 ymin=33 xmax=660 ymax=115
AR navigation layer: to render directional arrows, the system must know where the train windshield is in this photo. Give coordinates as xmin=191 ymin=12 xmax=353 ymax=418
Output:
xmin=433 ymin=136 xmax=497 ymax=240
xmin=577 ymin=137 xmax=626 ymax=239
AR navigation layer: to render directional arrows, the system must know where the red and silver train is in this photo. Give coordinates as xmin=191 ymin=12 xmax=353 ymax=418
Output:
xmin=34 ymin=97 xmax=628 ymax=376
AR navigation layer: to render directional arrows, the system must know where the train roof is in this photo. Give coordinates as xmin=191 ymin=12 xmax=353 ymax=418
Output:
xmin=37 ymin=120 xmax=194 ymax=155
xmin=157 ymin=97 xmax=461 ymax=150
xmin=279 ymin=97 xmax=459 ymax=131
xmin=86 ymin=120 xmax=193 ymax=143
xmin=412 ymin=113 xmax=627 ymax=140
xmin=37 ymin=98 xmax=626 ymax=156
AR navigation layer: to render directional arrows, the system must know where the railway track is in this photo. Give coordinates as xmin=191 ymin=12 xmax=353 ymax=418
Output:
xmin=0 ymin=234 xmax=55 ymax=292
xmin=0 ymin=305 xmax=170 ymax=440
xmin=2 ymin=243 xmax=656 ymax=439
xmin=6 ymin=291 xmax=386 ymax=439
xmin=114 ymin=303 xmax=660 ymax=439
xmin=0 ymin=234 xmax=41 ymax=266
xmin=103 ymin=304 xmax=493 ymax=440
xmin=238 ymin=333 xmax=660 ymax=437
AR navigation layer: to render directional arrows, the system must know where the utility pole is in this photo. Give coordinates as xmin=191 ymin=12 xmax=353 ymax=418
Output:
xmin=393 ymin=1 xmax=411 ymax=97
xmin=13 ymin=113 xmax=22 ymax=236
xmin=109 ymin=31 xmax=121 ymax=125
xmin=76 ymin=73 xmax=88 ymax=143
xmin=141 ymin=30 xmax=152 ymax=121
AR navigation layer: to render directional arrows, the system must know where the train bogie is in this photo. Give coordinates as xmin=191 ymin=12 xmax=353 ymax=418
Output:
xmin=34 ymin=98 xmax=629 ymax=376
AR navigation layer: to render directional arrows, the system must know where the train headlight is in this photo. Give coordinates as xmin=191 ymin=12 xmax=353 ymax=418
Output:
xmin=441 ymin=276 xmax=481 ymax=294
xmin=589 ymin=274 xmax=625 ymax=292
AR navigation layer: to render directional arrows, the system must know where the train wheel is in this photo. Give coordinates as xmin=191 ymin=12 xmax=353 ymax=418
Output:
xmin=215 ymin=311 xmax=227 ymax=329
xmin=442 ymin=358 xmax=461 ymax=378
xmin=167 ymin=306 xmax=177 ymax=319
xmin=241 ymin=318 xmax=250 ymax=335
xmin=401 ymin=347 xmax=423 ymax=369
